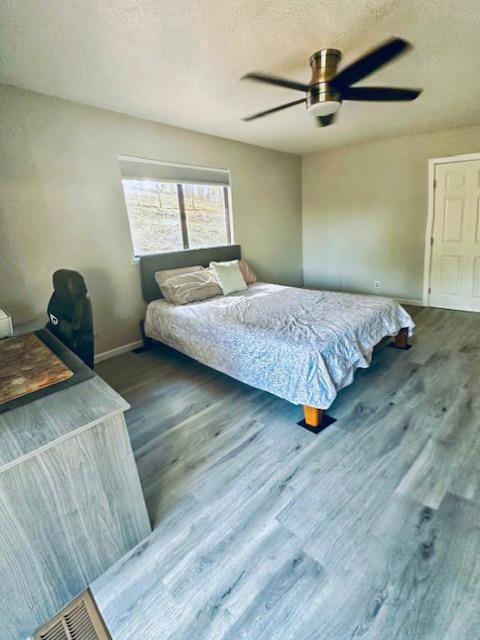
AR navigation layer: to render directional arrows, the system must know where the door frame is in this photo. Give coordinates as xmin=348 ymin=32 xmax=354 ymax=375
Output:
xmin=423 ymin=151 xmax=480 ymax=307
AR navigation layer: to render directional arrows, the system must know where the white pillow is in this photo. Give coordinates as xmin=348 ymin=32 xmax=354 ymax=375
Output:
xmin=161 ymin=270 xmax=222 ymax=305
xmin=209 ymin=260 xmax=247 ymax=296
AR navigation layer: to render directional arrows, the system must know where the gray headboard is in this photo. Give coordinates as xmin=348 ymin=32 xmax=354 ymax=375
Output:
xmin=140 ymin=244 xmax=241 ymax=302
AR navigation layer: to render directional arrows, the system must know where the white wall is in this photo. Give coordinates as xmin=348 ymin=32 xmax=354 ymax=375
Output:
xmin=302 ymin=124 xmax=480 ymax=302
xmin=0 ymin=84 xmax=302 ymax=353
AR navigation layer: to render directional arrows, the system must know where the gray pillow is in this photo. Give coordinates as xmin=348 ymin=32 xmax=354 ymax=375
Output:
xmin=161 ymin=269 xmax=222 ymax=305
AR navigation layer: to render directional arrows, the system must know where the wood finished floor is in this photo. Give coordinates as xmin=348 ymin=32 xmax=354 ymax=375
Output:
xmin=93 ymin=306 xmax=480 ymax=640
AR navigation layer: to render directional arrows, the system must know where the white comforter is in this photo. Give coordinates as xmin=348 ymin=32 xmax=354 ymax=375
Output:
xmin=144 ymin=283 xmax=414 ymax=409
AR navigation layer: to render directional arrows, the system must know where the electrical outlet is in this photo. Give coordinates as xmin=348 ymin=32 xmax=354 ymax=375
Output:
xmin=374 ymin=281 xmax=380 ymax=289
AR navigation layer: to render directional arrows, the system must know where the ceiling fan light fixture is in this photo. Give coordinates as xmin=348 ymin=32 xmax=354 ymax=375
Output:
xmin=306 ymin=100 xmax=341 ymax=116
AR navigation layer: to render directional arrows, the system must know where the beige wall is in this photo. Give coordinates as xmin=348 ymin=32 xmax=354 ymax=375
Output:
xmin=302 ymin=125 xmax=480 ymax=301
xmin=0 ymin=84 xmax=302 ymax=353
xmin=4 ymin=82 xmax=479 ymax=358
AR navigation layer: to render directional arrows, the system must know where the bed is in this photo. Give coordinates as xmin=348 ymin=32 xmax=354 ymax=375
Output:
xmin=140 ymin=246 xmax=414 ymax=430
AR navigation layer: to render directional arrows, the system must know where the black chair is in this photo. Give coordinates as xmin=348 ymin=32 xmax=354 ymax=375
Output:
xmin=46 ymin=269 xmax=94 ymax=368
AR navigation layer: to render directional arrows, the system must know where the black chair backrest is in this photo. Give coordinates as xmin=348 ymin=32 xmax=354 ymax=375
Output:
xmin=46 ymin=269 xmax=94 ymax=368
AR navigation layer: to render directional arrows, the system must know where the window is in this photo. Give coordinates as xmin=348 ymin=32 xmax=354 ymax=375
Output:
xmin=121 ymin=161 xmax=232 ymax=257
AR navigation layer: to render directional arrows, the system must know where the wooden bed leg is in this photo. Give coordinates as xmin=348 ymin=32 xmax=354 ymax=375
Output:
xmin=394 ymin=327 xmax=409 ymax=350
xmin=298 ymin=405 xmax=336 ymax=433
xmin=303 ymin=405 xmax=324 ymax=428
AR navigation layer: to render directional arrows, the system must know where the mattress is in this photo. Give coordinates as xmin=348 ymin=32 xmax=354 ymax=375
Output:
xmin=144 ymin=282 xmax=414 ymax=409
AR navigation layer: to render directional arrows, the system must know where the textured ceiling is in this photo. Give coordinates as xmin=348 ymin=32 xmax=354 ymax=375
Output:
xmin=1 ymin=0 xmax=479 ymax=154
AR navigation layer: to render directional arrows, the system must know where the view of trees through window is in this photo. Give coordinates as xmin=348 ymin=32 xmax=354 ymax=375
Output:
xmin=122 ymin=179 xmax=231 ymax=256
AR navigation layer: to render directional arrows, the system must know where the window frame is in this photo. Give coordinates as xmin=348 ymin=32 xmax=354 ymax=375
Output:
xmin=122 ymin=178 xmax=233 ymax=259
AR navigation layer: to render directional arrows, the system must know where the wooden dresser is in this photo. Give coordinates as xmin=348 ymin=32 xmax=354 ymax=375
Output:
xmin=0 ymin=333 xmax=151 ymax=640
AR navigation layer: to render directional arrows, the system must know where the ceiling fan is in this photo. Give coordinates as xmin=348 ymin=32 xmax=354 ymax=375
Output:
xmin=242 ymin=37 xmax=422 ymax=127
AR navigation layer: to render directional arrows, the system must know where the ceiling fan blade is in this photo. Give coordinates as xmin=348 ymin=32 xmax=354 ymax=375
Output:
xmin=342 ymin=86 xmax=422 ymax=101
xmin=316 ymin=113 xmax=337 ymax=127
xmin=243 ymin=98 xmax=306 ymax=121
xmin=332 ymin=37 xmax=412 ymax=88
xmin=242 ymin=72 xmax=309 ymax=93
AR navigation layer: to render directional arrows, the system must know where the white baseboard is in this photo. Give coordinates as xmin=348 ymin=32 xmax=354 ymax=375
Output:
xmin=94 ymin=339 xmax=143 ymax=364
xmin=395 ymin=297 xmax=424 ymax=307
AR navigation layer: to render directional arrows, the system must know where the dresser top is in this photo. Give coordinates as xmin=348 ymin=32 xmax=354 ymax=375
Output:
xmin=0 ymin=374 xmax=129 ymax=472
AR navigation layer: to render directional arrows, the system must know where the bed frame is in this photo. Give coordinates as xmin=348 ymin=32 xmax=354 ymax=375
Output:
xmin=139 ymin=245 xmax=410 ymax=431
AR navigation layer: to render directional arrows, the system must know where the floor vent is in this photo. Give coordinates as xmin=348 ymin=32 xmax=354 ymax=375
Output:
xmin=33 ymin=590 xmax=111 ymax=640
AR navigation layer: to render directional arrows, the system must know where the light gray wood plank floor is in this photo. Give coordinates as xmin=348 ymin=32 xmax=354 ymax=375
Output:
xmin=92 ymin=306 xmax=480 ymax=640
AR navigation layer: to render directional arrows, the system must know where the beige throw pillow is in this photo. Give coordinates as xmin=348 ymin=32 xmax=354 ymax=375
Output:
xmin=161 ymin=269 xmax=222 ymax=305
xmin=209 ymin=260 xmax=247 ymax=295
xmin=155 ymin=265 xmax=203 ymax=288
xmin=239 ymin=260 xmax=257 ymax=284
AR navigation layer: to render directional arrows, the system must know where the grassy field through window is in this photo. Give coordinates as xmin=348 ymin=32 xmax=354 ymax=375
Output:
xmin=183 ymin=184 xmax=228 ymax=249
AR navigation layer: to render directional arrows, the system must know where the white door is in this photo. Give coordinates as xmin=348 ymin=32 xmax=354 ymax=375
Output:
xmin=429 ymin=159 xmax=480 ymax=312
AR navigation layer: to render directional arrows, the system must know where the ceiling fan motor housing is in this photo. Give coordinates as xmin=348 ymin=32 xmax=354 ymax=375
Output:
xmin=307 ymin=48 xmax=342 ymax=115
